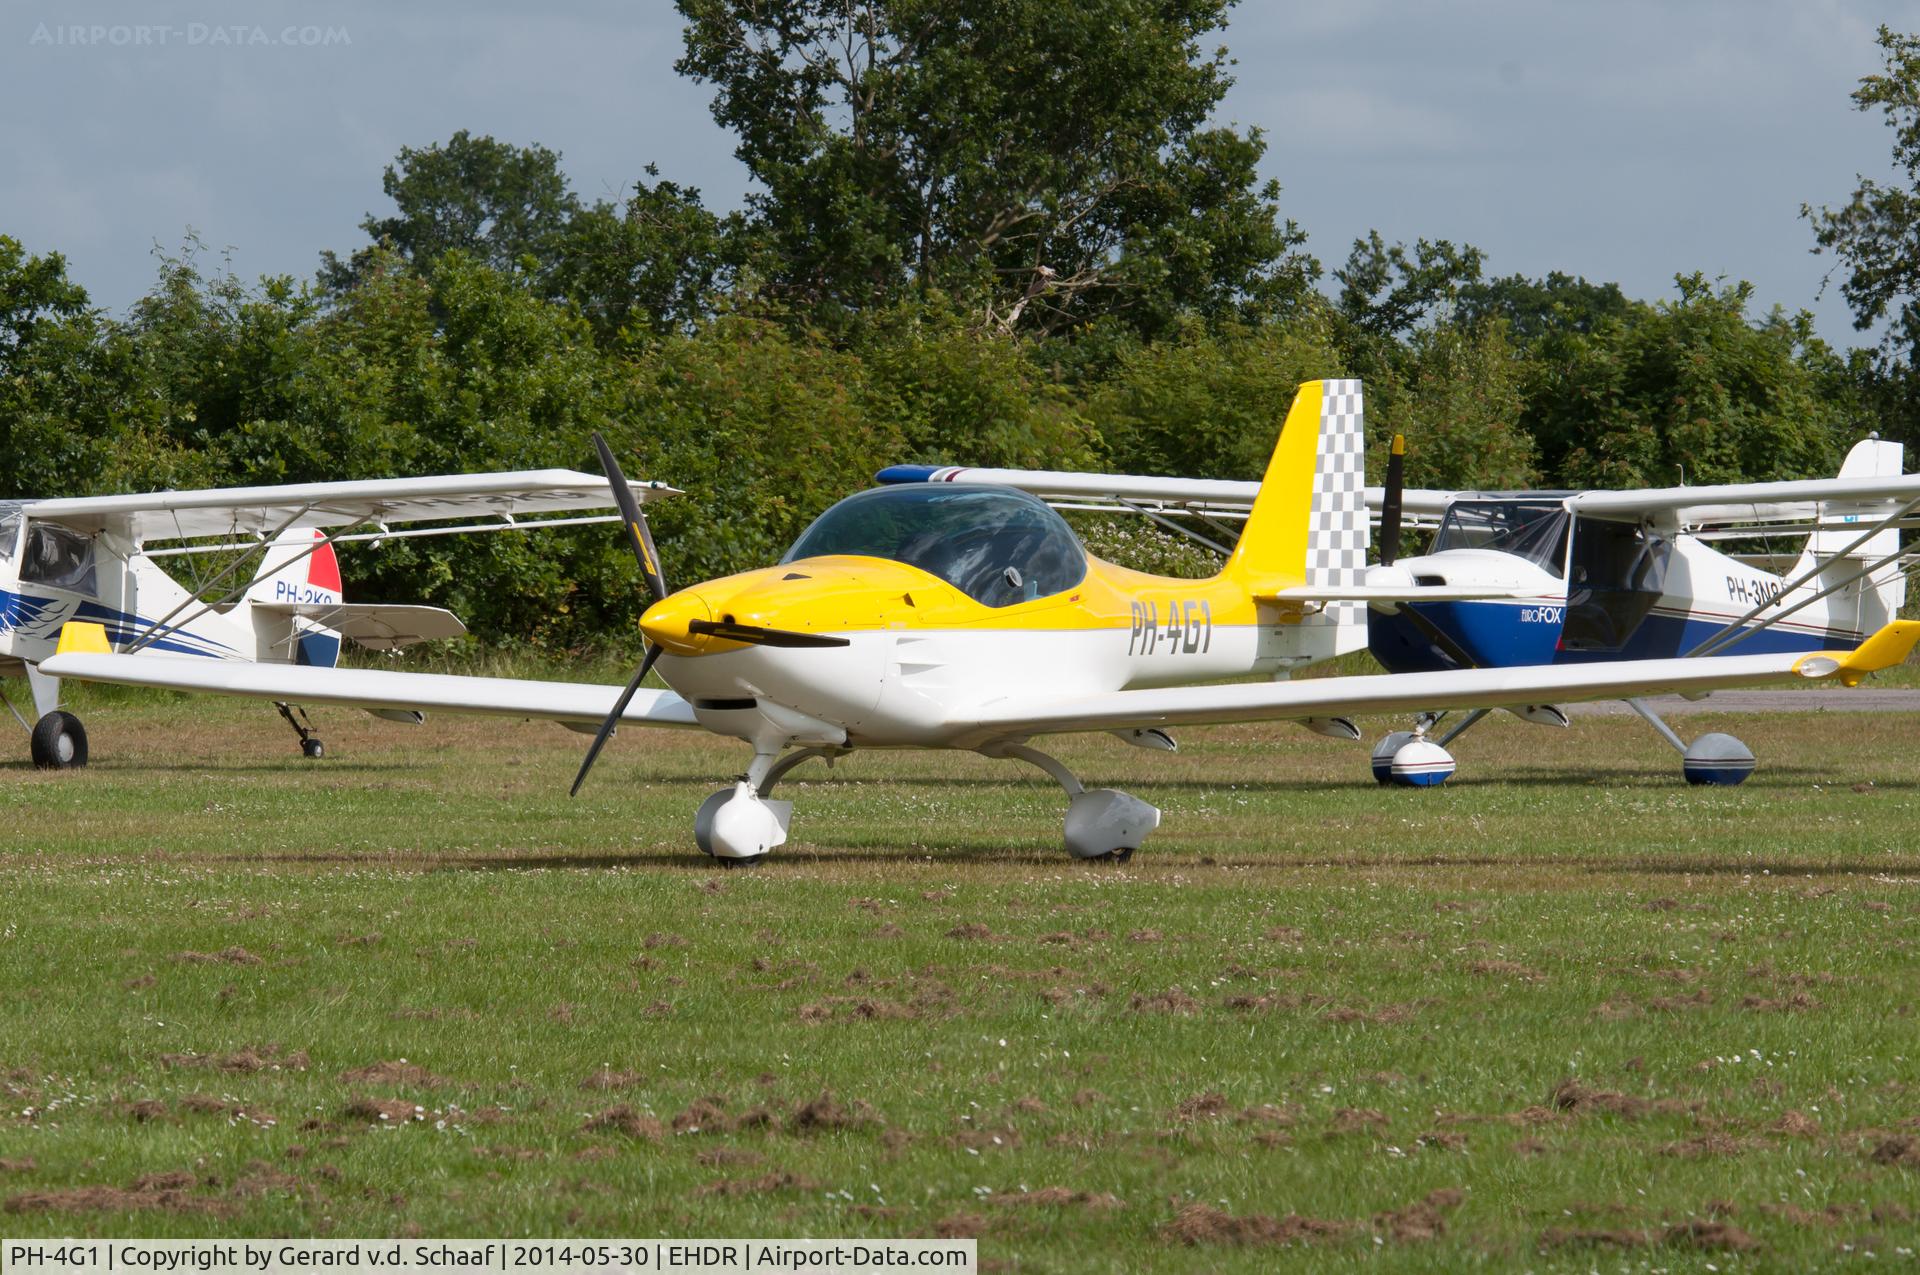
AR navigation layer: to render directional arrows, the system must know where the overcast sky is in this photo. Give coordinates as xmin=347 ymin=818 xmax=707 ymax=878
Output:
xmin=0 ymin=1 xmax=1909 ymax=345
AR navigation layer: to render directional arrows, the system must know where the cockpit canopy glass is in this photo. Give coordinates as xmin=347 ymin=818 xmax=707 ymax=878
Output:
xmin=783 ymin=485 xmax=1086 ymax=607
xmin=1431 ymin=500 xmax=1570 ymax=577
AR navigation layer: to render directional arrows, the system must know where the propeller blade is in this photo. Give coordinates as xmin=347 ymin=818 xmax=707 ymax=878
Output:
xmin=570 ymin=642 xmax=664 ymax=797
xmin=592 ymin=432 xmax=669 ymax=606
xmin=687 ymin=619 xmax=851 ymax=648
xmin=1379 ymin=432 xmax=1406 ymax=568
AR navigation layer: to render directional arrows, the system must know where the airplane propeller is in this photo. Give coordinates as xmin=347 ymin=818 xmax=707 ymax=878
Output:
xmin=597 ymin=433 xmax=669 ymax=606
xmin=571 ymin=433 xmax=671 ymax=797
xmin=1379 ymin=432 xmax=1405 ymax=568
xmin=1374 ymin=431 xmax=1476 ymax=670
xmin=570 ymin=434 xmax=851 ymax=796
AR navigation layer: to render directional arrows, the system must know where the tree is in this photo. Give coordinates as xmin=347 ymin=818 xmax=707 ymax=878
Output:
xmin=1803 ymin=26 xmax=1920 ymax=445
xmin=622 ymin=313 xmax=908 ymax=583
xmin=1457 ymin=271 xmax=1631 ymax=346
xmin=0 ymin=235 xmax=112 ymax=494
xmin=321 ymin=131 xmax=580 ymax=288
xmin=852 ymin=297 xmax=1097 ymax=469
xmin=1372 ymin=321 xmax=1537 ymax=493
xmin=1521 ymin=276 xmax=1846 ymax=489
xmin=1333 ymin=232 xmax=1486 ymax=343
xmin=1805 ymin=27 xmax=1920 ymax=350
xmin=1082 ymin=312 xmax=1344 ymax=481
xmin=673 ymin=0 xmax=1312 ymax=335
xmin=551 ymin=167 xmax=740 ymax=341
xmin=1329 ymin=233 xmax=1487 ymax=409
xmin=0 ymin=235 xmax=222 ymax=497
xmin=0 ymin=235 xmax=89 ymax=357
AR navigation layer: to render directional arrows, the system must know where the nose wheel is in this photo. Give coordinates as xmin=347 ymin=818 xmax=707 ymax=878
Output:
xmin=692 ymin=747 xmax=844 ymax=862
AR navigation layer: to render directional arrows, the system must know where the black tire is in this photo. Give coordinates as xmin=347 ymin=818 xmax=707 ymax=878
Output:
xmin=30 ymin=711 xmax=88 ymax=770
xmin=1091 ymin=848 xmax=1134 ymax=864
xmin=301 ymin=738 xmax=325 ymax=759
xmin=718 ymin=854 xmax=767 ymax=870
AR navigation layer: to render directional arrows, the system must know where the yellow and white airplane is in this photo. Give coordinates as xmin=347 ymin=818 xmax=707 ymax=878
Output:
xmin=43 ymin=381 xmax=1920 ymax=863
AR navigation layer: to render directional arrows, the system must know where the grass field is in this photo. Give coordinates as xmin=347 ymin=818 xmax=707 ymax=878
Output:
xmin=2 ymin=686 xmax=1918 ymax=1271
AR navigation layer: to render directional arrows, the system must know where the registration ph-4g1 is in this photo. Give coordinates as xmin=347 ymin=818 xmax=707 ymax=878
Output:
xmin=7 ymin=1245 xmax=107 ymax=1270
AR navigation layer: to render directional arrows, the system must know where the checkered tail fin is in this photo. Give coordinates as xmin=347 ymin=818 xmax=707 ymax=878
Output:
xmin=1221 ymin=379 xmax=1367 ymax=630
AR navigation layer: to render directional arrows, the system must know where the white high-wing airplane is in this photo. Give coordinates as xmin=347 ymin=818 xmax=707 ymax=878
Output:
xmin=4 ymin=470 xmax=671 ymax=766
xmin=43 ymin=382 xmax=1920 ymax=863
xmin=876 ymin=428 xmax=1919 ymax=787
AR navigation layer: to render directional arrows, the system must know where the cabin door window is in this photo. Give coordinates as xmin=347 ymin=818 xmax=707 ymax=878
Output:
xmin=1561 ymin=518 xmax=1669 ymax=651
xmin=19 ymin=523 xmax=98 ymax=594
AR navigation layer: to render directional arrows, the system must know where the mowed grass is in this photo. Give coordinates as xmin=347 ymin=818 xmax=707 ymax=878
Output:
xmin=1 ymin=690 xmax=1918 ymax=1271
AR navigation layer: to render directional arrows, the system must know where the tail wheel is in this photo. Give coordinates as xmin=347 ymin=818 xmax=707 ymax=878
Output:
xmin=301 ymin=738 xmax=326 ymax=760
xmin=30 ymin=711 xmax=89 ymax=770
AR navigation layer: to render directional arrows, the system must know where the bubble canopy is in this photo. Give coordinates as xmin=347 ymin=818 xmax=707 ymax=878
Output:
xmin=782 ymin=484 xmax=1087 ymax=608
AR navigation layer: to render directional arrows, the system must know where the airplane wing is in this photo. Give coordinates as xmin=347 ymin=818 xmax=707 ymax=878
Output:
xmin=1569 ymin=474 xmax=1920 ymax=531
xmin=875 ymin=465 xmax=1456 ymax=524
xmin=21 ymin=470 xmax=677 ymax=544
xmin=36 ymin=652 xmax=699 ymax=729
xmin=948 ymin=622 xmax=1920 ymax=745
xmin=249 ymin=603 xmax=467 ymax=651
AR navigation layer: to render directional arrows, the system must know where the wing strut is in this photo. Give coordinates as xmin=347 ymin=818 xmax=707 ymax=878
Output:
xmin=1116 ymin=497 xmax=1233 ymax=557
xmin=1685 ymin=493 xmax=1920 ymax=658
xmin=121 ymin=503 xmax=321 ymax=653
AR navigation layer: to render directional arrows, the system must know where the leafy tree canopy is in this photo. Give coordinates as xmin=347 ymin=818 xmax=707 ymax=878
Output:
xmin=1521 ymin=275 xmax=1847 ymax=489
xmin=1806 ymin=26 xmax=1920 ymax=351
xmin=673 ymin=0 xmax=1313 ymax=336
xmin=321 ymin=130 xmax=580 ymax=289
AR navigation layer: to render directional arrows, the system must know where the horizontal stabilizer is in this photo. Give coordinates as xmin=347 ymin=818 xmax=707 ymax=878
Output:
xmin=252 ymin=602 xmax=468 ymax=650
xmin=1264 ymin=584 xmax=1538 ymax=605
xmin=1791 ymin=620 xmax=1920 ymax=686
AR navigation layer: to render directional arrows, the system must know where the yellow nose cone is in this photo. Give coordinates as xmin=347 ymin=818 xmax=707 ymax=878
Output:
xmin=640 ymin=589 xmax=712 ymax=654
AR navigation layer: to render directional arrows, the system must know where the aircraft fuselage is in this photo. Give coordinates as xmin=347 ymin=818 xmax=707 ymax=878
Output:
xmin=1370 ymin=514 xmax=1886 ymax=674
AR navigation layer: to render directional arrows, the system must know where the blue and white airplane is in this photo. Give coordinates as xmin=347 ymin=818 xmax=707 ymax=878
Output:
xmin=0 ymin=471 xmax=667 ymax=767
xmin=877 ymin=398 xmax=1916 ymax=787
